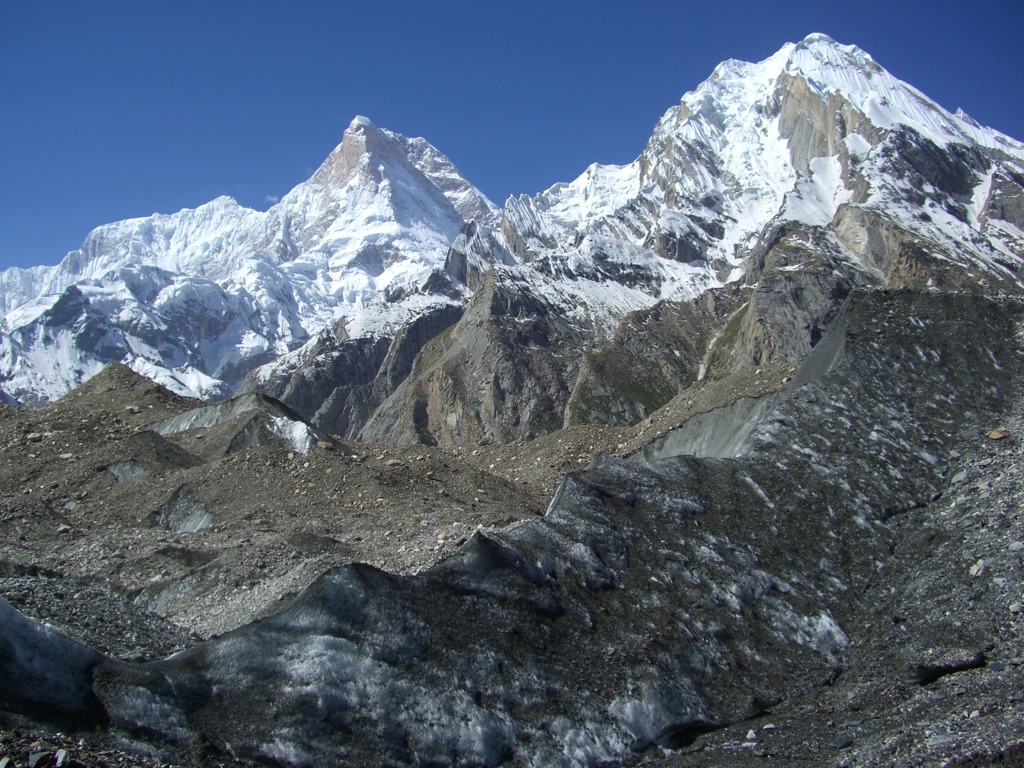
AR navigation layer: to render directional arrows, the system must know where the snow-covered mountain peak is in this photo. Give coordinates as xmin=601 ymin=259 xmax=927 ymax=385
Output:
xmin=673 ymin=34 xmax=881 ymax=134
xmin=776 ymin=34 xmax=1024 ymax=154
xmin=636 ymin=32 xmax=1024 ymax=204
xmin=799 ymin=31 xmax=837 ymax=45
xmin=502 ymin=33 xmax=1024 ymax=332
xmin=791 ymin=31 xmax=872 ymax=61
xmin=5 ymin=40 xmax=1024 ymax=411
xmin=665 ymin=34 xmax=1022 ymax=158
xmin=280 ymin=116 xmax=496 ymax=231
xmin=1 ymin=117 xmax=496 ymax=404
xmin=295 ymin=115 xmax=395 ymax=195
xmin=204 ymin=194 xmax=245 ymax=210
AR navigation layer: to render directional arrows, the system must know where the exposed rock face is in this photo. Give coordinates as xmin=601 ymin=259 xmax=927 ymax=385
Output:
xmin=565 ymin=289 xmax=740 ymax=426
xmin=246 ymin=35 xmax=1024 ymax=444
xmin=444 ymin=221 xmax=518 ymax=292
xmin=982 ymin=165 xmax=1024 ymax=231
xmin=360 ymin=268 xmax=593 ymax=445
xmin=250 ymin=302 xmax=465 ymax=439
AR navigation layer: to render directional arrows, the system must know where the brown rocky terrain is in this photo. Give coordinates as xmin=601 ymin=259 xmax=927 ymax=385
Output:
xmin=1 ymin=288 xmax=1023 ymax=768
xmin=0 ymin=364 xmax=557 ymax=642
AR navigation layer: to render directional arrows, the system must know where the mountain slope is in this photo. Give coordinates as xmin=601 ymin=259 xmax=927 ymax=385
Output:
xmin=4 ymin=34 xmax=1024 ymax=768
xmin=291 ymin=33 xmax=1024 ymax=444
xmin=0 ymin=118 xmax=495 ymax=404
xmin=5 ymin=34 xmax=1024 ymax=434
xmin=5 ymin=289 xmax=1022 ymax=767
xmin=503 ymin=33 xmax=1024 ymax=284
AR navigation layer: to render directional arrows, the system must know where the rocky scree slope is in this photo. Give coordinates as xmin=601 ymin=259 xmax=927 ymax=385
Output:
xmin=0 ymin=363 xmax=551 ymax=643
xmin=2 ymin=288 xmax=1023 ymax=768
xmin=253 ymin=34 xmax=1024 ymax=445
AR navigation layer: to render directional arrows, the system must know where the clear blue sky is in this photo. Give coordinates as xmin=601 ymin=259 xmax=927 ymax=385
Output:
xmin=2 ymin=0 xmax=1022 ymax=271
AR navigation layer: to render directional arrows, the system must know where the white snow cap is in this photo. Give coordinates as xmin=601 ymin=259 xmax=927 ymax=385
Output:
xmin=349 ymin=115 xmax=375 ymax=130
xmin=800 ymin=32 xmax=837 ymax=45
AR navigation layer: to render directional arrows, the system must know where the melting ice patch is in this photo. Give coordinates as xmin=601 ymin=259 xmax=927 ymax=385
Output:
xmin=107 ymin=460 xmax=146 ymax=483
xmin=609 ymin=679 xmax=711 ymax=750
xmin=150 ymin=393 xmax=320 ymax=450
xmin=775 ymin=609 xmax=849 ymax=665
xmin=156 ymin=486 xmax=213 ymax=533
xmin=0 ymin=596 xmax=102 ymax=717
xmin=269 ymin=415 xmax=317 ymax=454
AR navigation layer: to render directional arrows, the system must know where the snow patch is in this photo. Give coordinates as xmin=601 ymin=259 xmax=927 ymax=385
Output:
xmin=783 ymin=155 xmax=852 ymax=226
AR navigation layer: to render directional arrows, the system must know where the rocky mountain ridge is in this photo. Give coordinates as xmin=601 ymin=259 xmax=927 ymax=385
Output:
xmin=5 ymin=34 xmax=1024 ymax=431
xmin=0 ymin=117 xmax=494 ymax=404
xmin=252 ymin=34 xmax=1024 ymax=446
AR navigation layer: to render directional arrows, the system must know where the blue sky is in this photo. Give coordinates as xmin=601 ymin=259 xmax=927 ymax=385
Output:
xmin=2 ymin=0 xmax=1023 ymax=271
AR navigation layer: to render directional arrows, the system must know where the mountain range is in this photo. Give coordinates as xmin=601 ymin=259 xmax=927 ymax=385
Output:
xmin=4 ymin=33 xmax=1022 ymax=429
xmin=0 ymin=115 xmax=496 ymax=403
xmin=2 ymin=34 xmax=1024 ymax=767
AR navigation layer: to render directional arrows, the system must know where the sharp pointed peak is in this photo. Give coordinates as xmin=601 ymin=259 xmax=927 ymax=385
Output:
xmin=799 ymin=32 xmax=838 ymax=46
xmin=348 ymin=115 xmax=376 ymax=131
xmin=343 ymin=115 xmax=384 ymax=146
xmin=333 ymin=114 xmax=394 ymax=165
xmin=337 ymin=114 xmax=411 ymax=158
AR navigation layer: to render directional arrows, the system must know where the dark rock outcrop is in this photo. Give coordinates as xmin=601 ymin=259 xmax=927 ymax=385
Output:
xmin=251 ymin=303 xmax=464 ymax=439
xmin=360 ymin=268 xmax=592 ymax=445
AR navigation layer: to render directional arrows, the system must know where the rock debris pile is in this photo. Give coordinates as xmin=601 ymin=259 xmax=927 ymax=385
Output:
xmin=1 ymin=289 xmax=1022 ymax=767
